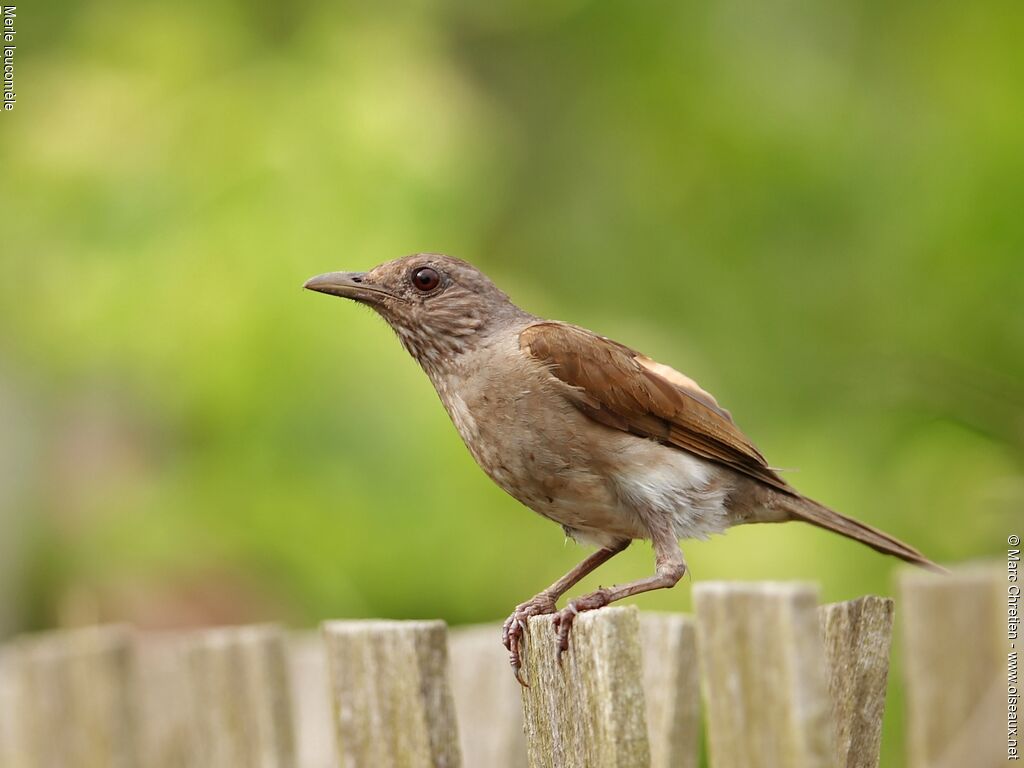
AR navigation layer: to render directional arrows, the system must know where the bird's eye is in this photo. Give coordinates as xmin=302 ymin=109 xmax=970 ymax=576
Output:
xmin=411 ymin=267 xmax=441 ymax=292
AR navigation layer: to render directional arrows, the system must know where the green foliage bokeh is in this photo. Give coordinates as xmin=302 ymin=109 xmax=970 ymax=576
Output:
xmin=1 ymin=2 xmax=1022 ymax=763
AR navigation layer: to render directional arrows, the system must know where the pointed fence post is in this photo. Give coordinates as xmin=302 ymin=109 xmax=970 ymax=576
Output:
xmin=519 ymin=605 xmax=650 ymax=768
xmin=818 ymin=596 xmax=894 ymax=768
xmin=694 ymin=582 xmax=834 ymax=768
xmin=321 ymin=619 xmax=461 ymax=768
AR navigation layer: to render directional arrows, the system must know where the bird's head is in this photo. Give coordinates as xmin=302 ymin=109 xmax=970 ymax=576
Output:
xmin=304 ymin=254 xmax=527 ymax=368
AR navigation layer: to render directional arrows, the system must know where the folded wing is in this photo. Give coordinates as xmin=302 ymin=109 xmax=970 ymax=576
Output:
xmin=520 ymin=321 xmax=794 ymax=494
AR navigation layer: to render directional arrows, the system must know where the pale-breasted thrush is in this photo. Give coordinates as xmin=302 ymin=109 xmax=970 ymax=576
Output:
xmin=305 ymin=254 xmax=940 ymax=684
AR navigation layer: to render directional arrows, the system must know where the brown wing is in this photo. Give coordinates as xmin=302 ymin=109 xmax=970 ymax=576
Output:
xmin=520 ymin=321 xmax=793 ymax=493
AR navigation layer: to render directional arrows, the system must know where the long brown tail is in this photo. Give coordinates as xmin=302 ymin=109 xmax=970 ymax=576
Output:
xmin=777 ymin=493 xmax=945 ymax=573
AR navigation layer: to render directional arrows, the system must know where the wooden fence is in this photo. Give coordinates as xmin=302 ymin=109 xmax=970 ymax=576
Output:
xmin=0 ymin=565 xmax=1005 ymax=768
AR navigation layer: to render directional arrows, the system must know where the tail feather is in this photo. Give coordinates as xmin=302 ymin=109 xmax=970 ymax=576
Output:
xmin=778 ymin=493 xmax=945 ymax=573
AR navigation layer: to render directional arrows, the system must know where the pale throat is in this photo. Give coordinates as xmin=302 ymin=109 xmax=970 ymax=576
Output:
xmin=392 ymin=320 xmax=480 ymax=381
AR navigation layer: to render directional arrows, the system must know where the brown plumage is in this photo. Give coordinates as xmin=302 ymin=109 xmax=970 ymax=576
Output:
xmin=305 ymin=253 xmax=942 ymax=684
xmin=521 ymin=322 xmax=789 ymax=492
xmin=520 ymin=321 xmax=937 ymax=570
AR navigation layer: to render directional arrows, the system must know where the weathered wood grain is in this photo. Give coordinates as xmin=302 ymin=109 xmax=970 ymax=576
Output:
xmin=286 ymin=632 xmax=339 ymax=768
xmin=133 ymin=632 xmax=192 ymax=768
xmin=694 ymin=582 xmax=834 ymax=768
xmin=818 ymin=596 xmax=894 ymax=768
xmin=8 ymin=625 xmax=137 ymax=768
xmin=639 ymin=613 xmax=700 ymax=768
xmin=899 ymin=565 xmax=1004 ymax=768
xmin=0 ymin=646 xmax=26 ymax=768
xmin=184 ymin=624 xmax=296 ymax=768
xmin=448 ymin=624 xmax=527 ymax=768
xmin=322 ymin=619 xmax=461 ymax=768
xmin=519 ymin=606 xmax=650 ymax=768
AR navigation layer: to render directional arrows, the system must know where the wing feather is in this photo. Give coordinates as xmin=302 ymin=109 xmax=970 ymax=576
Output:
xmin=520 ymin=321 xmax=792 ymax=493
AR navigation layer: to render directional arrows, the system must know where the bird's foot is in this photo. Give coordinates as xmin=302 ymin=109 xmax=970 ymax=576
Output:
xmin=502 ymin=593 xmax=558 ymax=687
xmin=552 ymin=588 xmax=612 ymax=662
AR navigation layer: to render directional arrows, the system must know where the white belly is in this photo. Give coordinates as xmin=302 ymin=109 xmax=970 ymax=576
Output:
xmin=607 ymin=439 xmax=733 ymax=541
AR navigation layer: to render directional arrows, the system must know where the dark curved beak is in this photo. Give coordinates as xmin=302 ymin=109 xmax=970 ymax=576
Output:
xmin=303 ymin=271 xmax=393 ymax=303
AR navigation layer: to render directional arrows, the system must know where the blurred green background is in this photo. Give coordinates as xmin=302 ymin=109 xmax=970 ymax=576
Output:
xmin=0 ymin=0 xmax=1021 ymax=763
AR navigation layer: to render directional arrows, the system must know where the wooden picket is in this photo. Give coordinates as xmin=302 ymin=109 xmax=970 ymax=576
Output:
xmin=519 ymin=607 xmax=649 ymax=768
xmin=0 ymin=567 xmax=1003 ymax=768
xmin=694 ymin=582 xmax=836 ymax=768
xmin=322 ymin=619 xmax=460 ymax=767
xmin=899 ymin=565 xmax=1004 ymax=768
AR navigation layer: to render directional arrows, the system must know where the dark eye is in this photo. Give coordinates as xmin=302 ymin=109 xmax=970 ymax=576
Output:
xmin=411 ymin=267 xmax=441 ymax=292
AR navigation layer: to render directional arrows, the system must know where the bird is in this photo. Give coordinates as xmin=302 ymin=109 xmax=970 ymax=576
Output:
xmin=304 ymin=254 xmax=941 ymax=684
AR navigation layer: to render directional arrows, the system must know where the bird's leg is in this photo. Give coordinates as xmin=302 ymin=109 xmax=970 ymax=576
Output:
xmin=552 ymin=537 xmax=686 ymax=658
xmin=502 ymin=539 xmax=629 ymax=686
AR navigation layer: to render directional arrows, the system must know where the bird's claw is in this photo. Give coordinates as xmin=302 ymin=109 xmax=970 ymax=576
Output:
xmin=503 ymin=590 xmax=613 ymax=683
xmin=502 ymin=594 xmax=558 ymax=687
xmin=552 ymin=589 xmax=612 ymax=664
xmin=510 ymin=657 xmax=528 ymax=687
xmin=553 ymin=602 xmax=578 ymax=664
